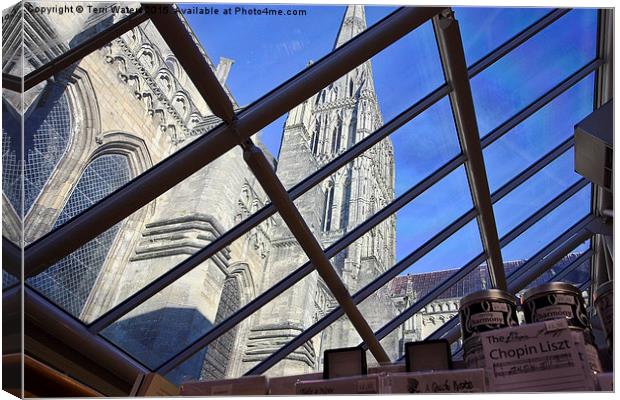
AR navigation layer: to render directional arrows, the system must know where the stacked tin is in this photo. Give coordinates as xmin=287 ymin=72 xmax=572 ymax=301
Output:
xmin=458 ymin=289 xmax=519 ymax=368
xmin=521 ymin=282 xmax=602 ymax=373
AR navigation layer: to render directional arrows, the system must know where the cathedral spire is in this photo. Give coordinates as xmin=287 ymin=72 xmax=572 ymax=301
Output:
xmin=334 ymin=5 xmax=367 ymax=49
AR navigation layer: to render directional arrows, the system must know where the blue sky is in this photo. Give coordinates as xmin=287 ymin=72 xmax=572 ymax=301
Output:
xmin=183 ymin=5 xmax=597 ymax=275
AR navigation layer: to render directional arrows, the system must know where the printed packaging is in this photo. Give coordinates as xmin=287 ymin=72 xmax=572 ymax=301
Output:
xmin=295 ymin=373 xmax=381 ymax=395
xmin=382 ymin=369 xmax=485 ymax=393
xmin=477 ymin=319 xmax=597 ymax=392
xmin=180 ymin=375 xmax=268 ymax=396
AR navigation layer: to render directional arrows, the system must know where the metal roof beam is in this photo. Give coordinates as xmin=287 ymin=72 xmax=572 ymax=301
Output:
xmin=433 ymin=9 xmax=506 ymax=289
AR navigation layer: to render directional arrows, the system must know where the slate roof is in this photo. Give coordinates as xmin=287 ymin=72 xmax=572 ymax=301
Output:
xmin=388 ymin=253 xmax=587 ymax=301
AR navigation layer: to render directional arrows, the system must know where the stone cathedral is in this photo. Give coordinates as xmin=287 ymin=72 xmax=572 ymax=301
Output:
xmin=3 ymin=2 xmax=587 ymax=385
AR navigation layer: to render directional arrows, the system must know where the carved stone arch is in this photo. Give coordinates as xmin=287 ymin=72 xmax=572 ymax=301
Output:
xmin=122 ymin=26 xmax=143 ymax=51
xmin=136 ymin=44 xmax=157 ymax=74
xmin=172 ymin=91 xmax=190 ymax=120
xmin=164 ymin=54 xmax=184 ymax=81
xmin=228 ymin=261 xmax=257 ymax=302
xmin=201 ymin=262 xmax=255 ymax=379
xmin=78 ymin=132 xmax=155 ymax=322
xmin=89 ymin=131 xmax=155 ymax=185
xmin=155 ymin=68 xmax=176 ymax=97
xmin=187 ymin=112 xmax=202 ymax=129
xmin=24 ymin=67 xmax=102 ymax=244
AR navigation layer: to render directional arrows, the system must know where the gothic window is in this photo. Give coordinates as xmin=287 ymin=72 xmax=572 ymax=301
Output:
xmin=349 ymin=78 xmax=354 ymax=97
xmin=322 ymin=184 xmax=335 ymax=231
xmin=201 ymin=277 xmax=241 ymax=379
xmin=4 ymin=84 xmax=73 ymax=215
xmin=311 ymin=120 xmax=320 ymax=155
xmin=2 ymin=101 xmax=21 ymax=213
xmin=27 ymin=154 xmax=132 ymax=317
xmin=331 ymin=126 xmax=340 ymax=154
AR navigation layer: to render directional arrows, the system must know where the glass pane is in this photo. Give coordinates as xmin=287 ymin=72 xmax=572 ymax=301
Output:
xmin=484 ymin=73 xmax=594 ymax=192
xmin=184 ymin=4 xmax=441 ymax=114
xmin=25 ymin=144 xmax=276 ymax=322
xmin=493 ymin=150 xmax=582 ymax=237
xmin=269 ymin=19 xmax=446 ymax=190
xmin=109 ymin=268 xmax=330 ymax=384
xmin=293 ymin=97 xmax=462 ymax=258
xmin=303 ymin=163 xmax=472 ymax=295
xmin=357 ymin=220 xmax=483 ymax=359
xmin=2 ymin=87 xmax=23 ymax=297
xmin=13 ymin=2 xmax=140 ymax=75
xmin=256 ymin=314 xmax=361 ymax=379
xmin=501 ymin=186 xmax=591 ymax=262
xmin=471 ymin=9 xmax=597 ymax=136
xmin=516 ymin=240 xmax=592 ymax=291
xmin=378 ymin=262 xmax=488 ymax=362
xmin=20 ymin=14 xmax=241 ymax=240
xmin=456 ymin=7 xmax=552 ymax=66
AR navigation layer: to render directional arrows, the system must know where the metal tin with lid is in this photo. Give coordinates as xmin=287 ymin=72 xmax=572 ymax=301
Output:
xmin=458 ymin=289 xmax=519 ymax=342
xmin=593 ymin=280 xmax=613 ymax=350
xmin=521 ymin=282 xmax=590 ymax=329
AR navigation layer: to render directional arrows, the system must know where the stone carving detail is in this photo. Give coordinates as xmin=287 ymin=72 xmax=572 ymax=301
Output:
xmin=102 ymin=26 xmax=206 ymax=144
xmin=238 ymin=183 xmax=272 ymax=259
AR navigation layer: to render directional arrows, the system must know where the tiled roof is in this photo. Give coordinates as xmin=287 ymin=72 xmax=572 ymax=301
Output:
xmin=388 ymin=253 xmax=585 ymax=301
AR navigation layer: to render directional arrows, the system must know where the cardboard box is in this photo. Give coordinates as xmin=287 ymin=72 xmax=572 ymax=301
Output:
xmin=383 ymin=369 xmax=485 ymax=394
xmin=295 ymin=374 xmax=381 ymax=395
xmin=268 ymin=372 xmax=323 ymax=395
xmin=180 ymin=375 xmax=268 ymax=396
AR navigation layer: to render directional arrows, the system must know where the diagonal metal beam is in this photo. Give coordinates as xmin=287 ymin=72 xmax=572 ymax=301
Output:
xmin=434 ymin=9 xmax=506 ymax=289
xmin=508 ymin=229 xmax=593 ymax=293
xmin=241 ymin=140 xmax=390 ymax=364
xmin=502 ymin=214 xmax=594 ymax=286
xmin=553 ymin=249 xmax=592 ymax=282
xmin=146 ymin=3 xmax=234 ymax=123
xmin=89 ymin=53 xmax=598 ymax=334
xmin=155 ymin=154 xmax=464 ymax=373
xmin=2 ymin=73 xmax=21 ymax=92
xmin=425 ymin=222 xmax=596 ymax=348
xmin=2 ymin=237 xmax=21 ymax=280
xmin=498 ymin=178 xmax=589 ymax=248
xmin=468 ymin=9 xmax=571 ymax=78
xmin=480 ymin=59 xmax=601 ymax=149
xmin=371 ymin=193 xmax=594 ymax=345
xmin=243 ymin=208 xmax=477 ymax=376
xmin=490 ymin=138 xmax=575 ymax=203
xmin=11 ymin=8 xmax=149 ymax=93
xmin=24 ymin=5 xmax=441 ymax=279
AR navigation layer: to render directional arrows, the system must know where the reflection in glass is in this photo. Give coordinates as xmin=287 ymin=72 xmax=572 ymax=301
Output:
xmin=28 ymin=155 xmax=132 ymax=316
xmin=471 ymin=9 xmax=597 ymax=136
xmin=484 ymin=73 xmax=594 ymax=192
xmin=501 ymin=186 xmax=591 ymax=262
xmin=493 ymin=151 xmax=582 ymax=237
xmin=457 ymin=7 xmax=552 ymax=66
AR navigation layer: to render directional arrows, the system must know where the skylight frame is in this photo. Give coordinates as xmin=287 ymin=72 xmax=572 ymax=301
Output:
xmin=3 ymin=3 xmax=606 ymax=385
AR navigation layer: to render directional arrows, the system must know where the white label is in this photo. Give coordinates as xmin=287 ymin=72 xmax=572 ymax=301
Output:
xmin=470 ymin=311 xmax=503 ymax=327
xmin=555 ymin=294 xmax=576 ymax=305
xmin=480 ymin=322 xmax=595 ymax=392
xmin=492 ymin=302 xmax=509 ymax=312
xmin=356 ymin=378 xmax=377 ymax=393
xmin=535 ymin=304 xmax=573 ymax=321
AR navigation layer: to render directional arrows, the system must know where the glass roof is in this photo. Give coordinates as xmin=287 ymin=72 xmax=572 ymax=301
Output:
xmin=3 ymin=2 xmax=606 ymax=384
